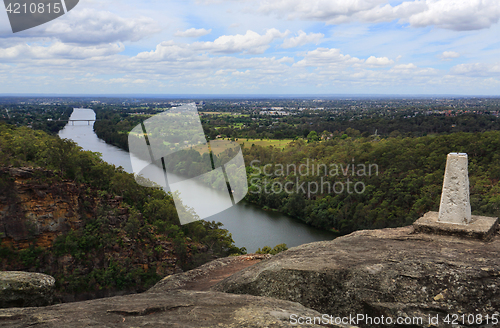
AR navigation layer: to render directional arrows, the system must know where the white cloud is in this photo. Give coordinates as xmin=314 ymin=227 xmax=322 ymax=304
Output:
xmin=109 ymin=77 xmax=149 ymax=84
xmin=135 ymin=41 xmax=196 ymax=61
xmin=440 ymin=51 xmax=460 ymax=60
xmin=392 ymin=63 xmax=418 ymax=70
xmin=138 ymin=29 xmax=289 ymax=60
xmin=0 ymin=42 xmax=124 ymax=60
xmin=450 ymin=63 xmax=500 ymax=76
xmin=365 ymin=56 xmax=394 ymax=66
xmin=175 ymin=28 xmax=212 ymax=38
xmin=197 ymin=29 xmax=288 ymax=54
xmin=294 ymin=47 xmax=362 ymax=67
xmin=386 ymin=62 xmax=437 ymax=77
xmin=407 ymin=0 xmax=500 ymax=31
xmin=43 ymin=8 xmax=161 ymax=44
xmin=254 ymin=0 xmax=500 ymax=31
xmin=281 ymin=30 xmax=323 ymax=48
xmin=258 ymin=0 xmax=387 ymax=22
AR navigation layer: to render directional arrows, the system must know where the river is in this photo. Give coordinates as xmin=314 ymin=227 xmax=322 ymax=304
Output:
xmin=59 ymin=108 xmax=335 ymax=252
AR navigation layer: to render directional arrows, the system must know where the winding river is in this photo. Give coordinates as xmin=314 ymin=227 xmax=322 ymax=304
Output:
xmin=59 ymin=108 xmax=335 ymax=252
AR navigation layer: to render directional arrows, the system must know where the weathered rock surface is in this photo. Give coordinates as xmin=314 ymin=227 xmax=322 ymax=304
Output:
xmin=149 ymin=253 xmax=272 ymax=292
xmin=0 ymin=289 xmax=354 ymax=327
xmin=0 ymin=271 xmax=55 ymax=308
xmin=0 ymin=167 xmax=130 ymax=249
xmin=213 ymin=226 xmax=500 ymax=327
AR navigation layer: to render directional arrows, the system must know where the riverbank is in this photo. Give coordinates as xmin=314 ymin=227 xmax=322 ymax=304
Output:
xmin=59 ymin=108 xmax=335 ymax=253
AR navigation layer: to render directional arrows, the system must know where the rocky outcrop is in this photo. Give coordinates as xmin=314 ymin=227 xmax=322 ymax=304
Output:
xmin=149 ymin=254 xmax=272 ymax=292
xmin=0 ymin=167 xmax=129 ymax=249
xmin=213 ymin=226 xmax=500 ymax=328
xmin=0 ymin=272 xmax=55 ymax=308
xmin=0 ymin=289 xmax=354 ymax=327
xmin=0 ymin=166 xmax=87 ymax=248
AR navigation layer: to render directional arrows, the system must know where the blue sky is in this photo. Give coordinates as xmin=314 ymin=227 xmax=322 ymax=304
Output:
xmin=0 ymin=0 xmax=499 ymax=95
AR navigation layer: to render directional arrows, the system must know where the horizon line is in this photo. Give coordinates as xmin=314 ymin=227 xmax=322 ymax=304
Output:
xmin=1 ymin=93 xmax=500 ymax=99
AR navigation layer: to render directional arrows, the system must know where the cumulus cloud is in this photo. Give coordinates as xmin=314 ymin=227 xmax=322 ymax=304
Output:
xmin=387 ymin=63 xmax=437 ymax=77
xmin=138 ymin=29 xmax=288 ymax=60
xmin=175 ymin=28 xmax=212 ymax=37
xmin=440 ymin=51 xmax=460 ymax=60
xmin=450 ymin=63 xmax=500 ymax=76
xmin=197 ymin=29 xmax=288 ymax=54
xmin=258 ymin=0 xmax=386 ymax=22
xmin=135 ymin=41 xmax=196 ymax=61
xmin=365 ymin=56 xmax=394 ymax=66
xmin=254 ymin=0 xmax=500 ymax=31
xmin=43 ymin=8 xmax=161 ymax=44
xmin=0 ymin=42 xmax=124 ymax=60
xmin=281 ymin=30 xmax=323 ymax=48
xmin=407 ymin=0 xmax=500 ymax=31
xmin=294 ymin=47 xmax=362 ymax=67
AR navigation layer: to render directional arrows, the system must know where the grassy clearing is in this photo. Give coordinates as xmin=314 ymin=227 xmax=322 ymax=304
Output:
xmin=236 ymin=138 xmax=293 ymax=149
xmin=204 ymin=138 xmax=293 ymax=155
xmin=200 ymin=112 xmax=249 ymax=117
xmin=208 ymin=140 xmax=240 ymax=155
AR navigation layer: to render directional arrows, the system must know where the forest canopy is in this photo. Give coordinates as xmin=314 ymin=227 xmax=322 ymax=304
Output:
xmin=244 ymin=133 xmax=500 ymax=234
xmin=92 ymin=107 xmax=500 ymax=235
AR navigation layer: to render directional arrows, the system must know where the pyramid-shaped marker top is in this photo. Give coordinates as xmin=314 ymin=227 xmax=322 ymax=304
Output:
xmin=438 ymin=152 xmax=472 ymax=225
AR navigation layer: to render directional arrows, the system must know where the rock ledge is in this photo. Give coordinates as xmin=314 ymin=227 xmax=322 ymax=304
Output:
xmin=0 ymin=271 xmax=55 ymax=308
xmin=0 ymin=289 xmax=354 ymax=327
xmin=213 ymin=226 xmax=500 ymax=327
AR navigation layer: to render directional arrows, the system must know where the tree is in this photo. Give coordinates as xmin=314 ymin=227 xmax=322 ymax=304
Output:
xmin=307 ymin=131 xmax=319 ymax=143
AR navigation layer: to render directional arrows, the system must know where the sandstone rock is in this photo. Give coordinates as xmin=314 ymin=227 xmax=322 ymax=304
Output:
xmin=149 ymin=254 xmax=272 ymax=292
xmin=0 ymin=272 xmax=55 ymax=308
xmin=213 ymin=226 xmax=500 ymax=328
xmin=8 ymin=167 xmax=33 ymax=178
xmin=0 ymin=289 xmax=355 ymax=327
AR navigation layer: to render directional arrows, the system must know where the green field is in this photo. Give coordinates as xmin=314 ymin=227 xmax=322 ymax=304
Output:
xmin=236 ymin=138 xmax=293 ymax=149
xmin=200 ymin=112 xmax=250 ymax=117
xmin=202 ymin=138 xmax=293 ymax=154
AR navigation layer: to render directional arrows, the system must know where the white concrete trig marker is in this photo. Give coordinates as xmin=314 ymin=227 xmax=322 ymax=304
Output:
xmin=413 ymin=152 xmax=498 ymax=241
xmin=438 ymin=153 xmax=471 ymax=225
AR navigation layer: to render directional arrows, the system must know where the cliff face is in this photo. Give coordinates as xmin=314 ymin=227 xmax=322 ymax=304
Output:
xmin=1 ymin=167 xmax=85 ymax=249
xmin=0 ymin=166 xmax=182 ymax=301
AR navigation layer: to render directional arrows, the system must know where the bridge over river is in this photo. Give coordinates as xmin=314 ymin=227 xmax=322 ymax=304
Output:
xmin=54 ymin=119 xmax=97 ymax=125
